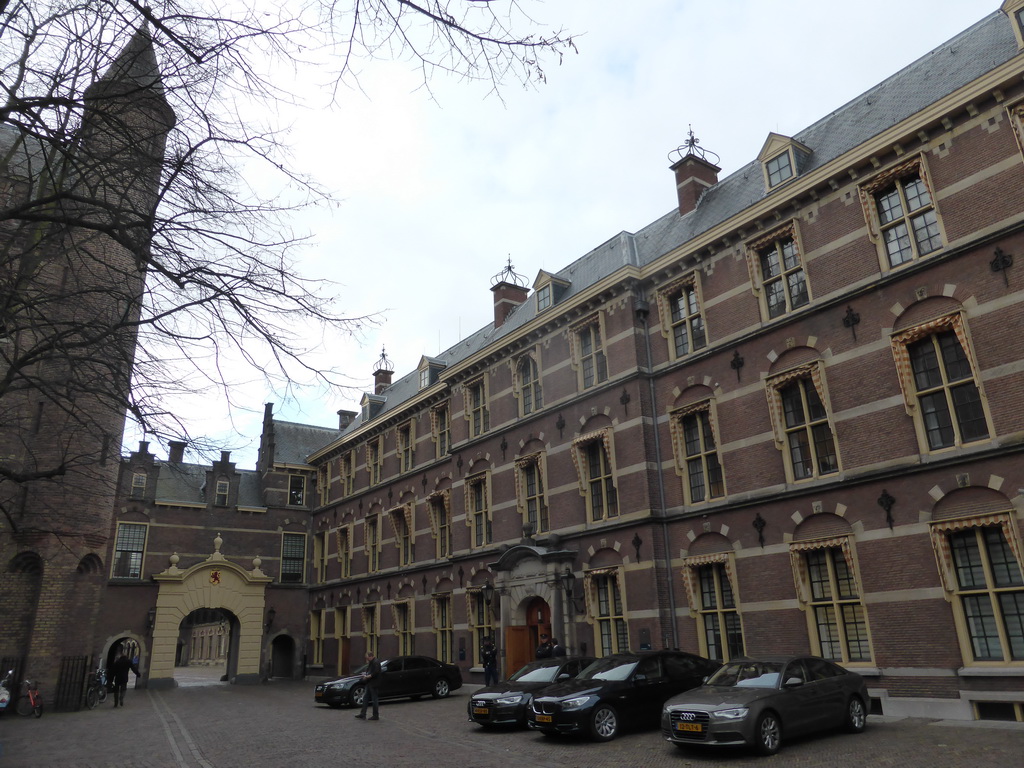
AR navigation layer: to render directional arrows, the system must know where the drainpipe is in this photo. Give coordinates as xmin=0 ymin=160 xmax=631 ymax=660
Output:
xmin=638 ymin=295 xmax=680 ymax=650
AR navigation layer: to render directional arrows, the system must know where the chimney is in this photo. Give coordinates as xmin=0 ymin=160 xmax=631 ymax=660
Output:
xmin=219 ymin=450 xmax=231 ymax=465
xmin=373 ymin=347 xmax=394 ymax=395
xmin=671 ymin=153 xmax=720 ymax=216
xmin=167 ymin=441 xmax=186 ymax=463
xmin=338 ymin=409 xmax=357 ymax=430
xmin=491 ymin=281 xmax=529 ymax=328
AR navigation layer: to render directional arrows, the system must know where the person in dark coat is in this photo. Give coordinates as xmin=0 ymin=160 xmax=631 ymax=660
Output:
xmin=551 ymin=638 xmax=566 ymax=657
xmin=535 ymin=634 xmax=553 ymax=659
xmin=354 ymin=651 xmax=382 ymax=720
xmin=109 ymin=650 xmax=136 ymax=708
xmin=481 ymin=637 xmax=499 ymax=686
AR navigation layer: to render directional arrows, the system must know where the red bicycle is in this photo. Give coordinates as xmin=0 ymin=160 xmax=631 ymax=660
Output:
xmin=16 ymin=679 xmax=42 ymax=718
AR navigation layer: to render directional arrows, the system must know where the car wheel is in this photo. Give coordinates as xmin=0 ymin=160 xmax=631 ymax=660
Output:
xmin=845 ymin=696 xmax=867 ymax=733
xmin=754 ymin=711 xmax=782 ymax=756
xmin=432 ymin=678 xmax=450 ymax=698
xmin=351 ymin=685 xmax=366 ymax=707
xmin=589 ymin=704 xmax=619 ymax=742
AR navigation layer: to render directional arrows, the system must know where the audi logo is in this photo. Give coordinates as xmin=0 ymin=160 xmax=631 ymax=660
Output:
xmin=678 ymin=711 xmax=697 ymax=721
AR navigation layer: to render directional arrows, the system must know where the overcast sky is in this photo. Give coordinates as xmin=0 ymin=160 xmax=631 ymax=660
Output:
xmin=153 ymin=0 xmax=996 ymax=467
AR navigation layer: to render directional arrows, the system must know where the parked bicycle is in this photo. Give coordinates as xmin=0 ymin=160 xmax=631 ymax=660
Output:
xmin=85 ymin=667 xmax=108 ymax=709
xmin=0 ymin=668 xmax=14 ymax=715
xmin=16 ymin=678 xmax=42 ymax=718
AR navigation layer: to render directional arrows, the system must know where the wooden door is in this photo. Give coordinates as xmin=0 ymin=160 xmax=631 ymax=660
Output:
xmin=505 ymin=626 xmax=531 ymax=679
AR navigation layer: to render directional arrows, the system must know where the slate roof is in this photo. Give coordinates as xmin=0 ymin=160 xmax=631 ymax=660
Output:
xmin=270 ymin=420 xmax=343 ymax=466
xmin=153 ymin=462 xmax=264 ymax=508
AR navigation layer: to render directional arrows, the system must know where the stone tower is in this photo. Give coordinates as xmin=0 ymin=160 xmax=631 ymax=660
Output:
xmin=0 ymin=24 xmax=175 ymax=705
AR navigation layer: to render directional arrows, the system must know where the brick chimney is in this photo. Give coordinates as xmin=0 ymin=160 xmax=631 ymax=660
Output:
xmin=491 ymin=280 xmax=529 ymax=328
xmin=167 ymin=440 xmax=186 ymax=463
xmin=338 ymin=409 xmax=357 ymax=429
xmin=671 ymin=153 xmax=720 ymax=216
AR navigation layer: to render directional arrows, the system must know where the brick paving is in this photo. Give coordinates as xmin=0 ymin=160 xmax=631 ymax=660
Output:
xmin=1 ymin=675 xmax=1022 ymax=768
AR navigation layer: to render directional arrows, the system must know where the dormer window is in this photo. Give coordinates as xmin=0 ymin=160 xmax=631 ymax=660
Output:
xmin=360 ymin=392 xmax=386 ymax=421
xmin=536 ymin=284 xmax=552 ymax=312
xmin=419 ymin=368 xmax=430 ymax=389
xmin=757 ymin=133 xmax=811 ymax=191
xmin=1004 ymin=1 xmax=1024 ymax=49
xmin=765 ymin=152 xmax=793 ymax=187
xmin=532 ymin=270 xmax=570 ymax=313
xmin=416 ymin=356 xmax=446 ymax=390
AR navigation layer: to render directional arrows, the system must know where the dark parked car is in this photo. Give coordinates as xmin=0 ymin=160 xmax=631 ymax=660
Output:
xmin=661 ymin=655 xmax=869 ymax=755
xmin=314 ymin=655 xmax=462 ymax=708
xmin=527 ymin=650 xmax=719 ymax=741
xmin=468 ymin=656 xmax=594 ymax=728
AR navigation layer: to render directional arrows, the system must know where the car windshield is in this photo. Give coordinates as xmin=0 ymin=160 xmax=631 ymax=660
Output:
xmin=578 ymin=657 xmax=637 ymax=681
xmin=706 ymin=661 xmax=784 ymax=688
xmin=508 ymin=662 xmax=560 ymax=684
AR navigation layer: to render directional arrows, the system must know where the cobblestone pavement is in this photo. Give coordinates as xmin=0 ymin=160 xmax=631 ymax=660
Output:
xmin=1 ymin=675 xmax=1022 ymax=768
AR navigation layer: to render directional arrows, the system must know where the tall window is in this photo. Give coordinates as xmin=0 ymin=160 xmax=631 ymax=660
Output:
xmin=907 ymin=330 xmax=989 ymax=451
xmin=318 ymin=465 xmax=330 ymax=506
xmin=591 ymin=570 xmax=629 ymax=656
xmin=430 ymin=493 xmax=452 ymax=558
xmin=517 ymin=356 xmax=543 ymax=416
xmin=767 ymin=367 xmax=839 ymax=482
xmin=391 ymin=507 xmax=413 ymax=566
xmin=575 ymin=435 xmax=618 ymax=522
xmin=366 ymin=516 xmax=380 ymax=573
xmin=341 ymin=452 xmax=356 ymax=496
xmin=467 ymin=475 xmax=491 ymax=547
xmin=310 ymin=610 xmax=324 ymax=665
xmin=948 ymin=525 xmax=1024 ymax=662
xmin=395 ymin=601 xmax=414 ymax=655
xmin=469 ymin=589 xmax=494 ymax=666
xmin=683 ymin=559 xmax=744 ymax=661
xmin=289 ymin=474 xmax=305 ymax=506
xmin=433 ymin=594 xmax=454 ymax=663
xmin=337 ymin=526 xmax=351 ymax=578
xmin=281 ymin=532 xmax=306 ymax=583
xmin=517 ymin=456 xmax=549 ymax=533
xmin=874 ymin=171 xmax=942 ymax=267
xmin=675 ymin=406 xmax=724 ymax=504
xmin=398 ymin=422 xmax=414 ymax=473
xmin=432 ymin=404 xmax=450 ymax=458
xmin=790 ymin=544 xmax=872 ymax=663
xmin=215 ymin=479 xmax=229 ymax=506
xmin=576 ymin=322 xmax=608 ymax=389
xmin=130 ymin=472 xmax=147 ymax=500
xmin=363 ymin=604 xmax=379 ymax=657
xmin=758 ymin=235 xmax=808 ymax=318
xmin=112 ymin=522 xmax=147 ymax=579
xmin=467 ymin=379 xmax=489 ymax=438
xmin=334 ymin=607 xmax=349 ymax=675
xmin=667 ymin=281 xmax=706 ymax=358
xmin=367 ymin=438 xmax=382 ymax=486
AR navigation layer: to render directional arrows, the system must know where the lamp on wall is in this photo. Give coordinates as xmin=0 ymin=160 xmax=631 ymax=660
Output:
xmin=264 ymin=606 xmax=276 ymax=632
xmin=559 ymin=566 xmax=584 ymax=613
xmin=481 ymin=581 xmax=495 ymax=606
xmin=146 ymin=607 xmax=157 ymax=633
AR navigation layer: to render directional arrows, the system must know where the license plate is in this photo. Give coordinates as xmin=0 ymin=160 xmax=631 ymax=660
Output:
xmin=676 ymin=722 xmax=703 ymax=732
xmin=473 ymin=707 xmax=489 ymax=715
xmin=315 ymin=692 xmax=323 ymax=698
xmin=536 ymin=714 xmax=552 ymax=723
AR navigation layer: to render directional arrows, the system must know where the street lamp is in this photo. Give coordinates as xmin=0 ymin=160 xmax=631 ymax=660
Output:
xmin=560 ymin=567 xmax=583 ymax=612
xmin=481 ymin=581 xmax=495 ymax=605
xmin=264 ymin=606 xmax=276 ymax=632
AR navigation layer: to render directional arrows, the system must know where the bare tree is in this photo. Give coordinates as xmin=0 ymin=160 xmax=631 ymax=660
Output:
xmin=0 ymin=0 xmax=574 ymax=538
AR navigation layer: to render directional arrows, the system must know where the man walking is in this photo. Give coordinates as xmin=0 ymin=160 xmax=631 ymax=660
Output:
xmin=110 ymin=649 xmax=135 ymax=708
xmin=354 ymin=651 xmax=381 ymax=721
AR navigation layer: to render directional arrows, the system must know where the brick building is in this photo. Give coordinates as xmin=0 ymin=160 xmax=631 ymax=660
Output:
xmin=298 ymin=3 xmax=1024 ymax=721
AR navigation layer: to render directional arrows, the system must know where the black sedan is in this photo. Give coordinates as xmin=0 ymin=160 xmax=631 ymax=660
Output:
xmin=314 ymin=655 xmax=462 ymax=708
xmin=661 ymin=655 xmax=869 ymax=755
xmin=527 ymin=650 xmax=719 ymax=741
xmin=468 ymin=656 xmax=594 ymax=728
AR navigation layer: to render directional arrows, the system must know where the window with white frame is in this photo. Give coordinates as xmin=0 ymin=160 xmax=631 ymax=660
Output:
xmin=432 ymin=594 xmax=454 ymax=663
xmin=516 ymin=454 xmax=549 ymax=533
xmin=790 ymin=538 xmax=872 ymax=663
xmin=367 ymin=437 xmax=383 ymax=486
xmin=468 ymin=588 xmax=494 ymax=667
xmin=393 ymin=600 xmax=415 ymax=655
xmin=130 ymin=472 xmax=147 ymax=500
xmin=365 ymin=515 xmax=380 ymax=573
xmin=112 ymin=522 xmax=147 ymax=579
xmin=389 ymin=505 xmax=414 ymax=566
xmin=466 ymin=379 xmax=489 ymax=438
xmin=429 ymin=492 xmax=452 ymax=558
xmin=362 ymin=604 xmax=379 ymax=657
xmin=314 ymin=531 xmax=328 ymax=583
xmin=465 ymin=474 xmax=492 ymax=547
xmin=214 ymin=479 xmax=229 ymax=506
xmin=334 ymin=607 xmax=349 ymax=674
xmin=891 ymin=314 xmax=990 ymax=453
xmin=281 ymin=532 xmax=306 ymax=583
xmin=930 ymin=515 xmax=1024 ymax=664
xmin=682 ymin=555 xmax=745 ymax=661
xmin=288 ymin=474 xmax=305 ymax=506
xmin=861 ymin=158 xmax=943 ymax=269
xmin=752 ymin=228 xmax=808 ymax=319
xmin=337 ymin=525 xmax=351 ymax=578
xmin=341 ymin=451 xmax=356 ymax=496
xmin=398 ymin=422 xmax=415 ymax=473
xmin=587 ymin=569 xmax=629 ymax=655
xmin=658 ymin=276 xmax=707 ymax=360
xmin=572 ymin=431 xmax=618 ymax=522
xmin=574 ymin=319 xmax=608 ymax=390
xmin=765 ymin=150 xmax=794 ymax=187
xmin=671 ymin=403 xmax=725 ymax=504
xmin=310 ymin=609 xmax=325 ymax=665
xmin=766 ymin=364 xmax=839 ymax=481
xmin=432 ymin=404 xmax=450 ymax=458
xmin=517 ymin=355 xmax=543 ymax=416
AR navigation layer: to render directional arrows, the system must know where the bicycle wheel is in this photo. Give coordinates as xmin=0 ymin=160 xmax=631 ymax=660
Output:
xmin=16 ymin=695 xmax=31 ymax=716
xmin=97 ymin=686 xmax=107 ymax=704
xmin=86 ymin=686 xmax=98 ymax=709
xmin=32 ymin=700 xmax=42 ymax=718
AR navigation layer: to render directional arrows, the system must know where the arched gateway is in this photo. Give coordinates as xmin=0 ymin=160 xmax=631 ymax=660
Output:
xmin=149 ymin=536 xmax=272 ymax=687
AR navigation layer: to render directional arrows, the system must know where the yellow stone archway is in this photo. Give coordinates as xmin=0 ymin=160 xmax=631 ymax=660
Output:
xmin=151 ymin=536 xmax=272 ymax=687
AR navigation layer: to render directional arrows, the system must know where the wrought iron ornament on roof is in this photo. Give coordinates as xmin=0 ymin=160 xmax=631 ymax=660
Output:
xmin=490 ymin=256 xmax=527 ymax=288
xmin=668 ymin=125 xmax=721 ymax=167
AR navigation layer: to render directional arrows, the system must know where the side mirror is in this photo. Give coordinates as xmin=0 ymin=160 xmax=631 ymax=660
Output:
xmin=783 ymin=677 xmax=804 ymax=688
xmin=557 ymin=673 xmax=570 ymax=680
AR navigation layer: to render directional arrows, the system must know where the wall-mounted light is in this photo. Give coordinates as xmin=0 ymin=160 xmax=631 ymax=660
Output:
xmin=559 ymin=566 xmax=585 ymax=613
xmin=481 ymin=581 xmax=495 ymax=606
xmin=264 ymin=606 xmax=276 ymax=632
xmin=146 ymin=607 xmax=157 ymax=633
